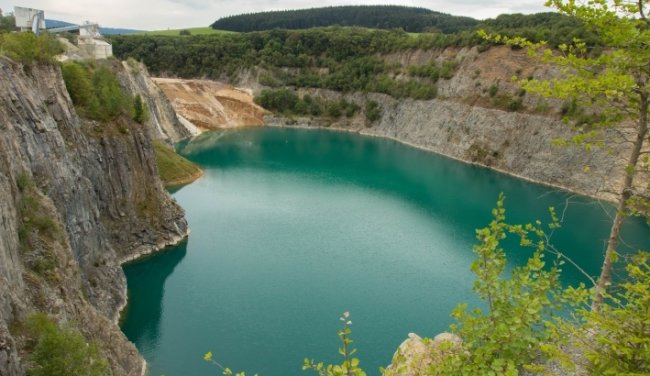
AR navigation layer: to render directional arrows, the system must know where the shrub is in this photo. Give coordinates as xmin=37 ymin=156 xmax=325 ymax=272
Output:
xmin=133 ymin=94 xmax=149 ymax=124
xmin=61 ymin=62 xmax=100 ymax=115
xmin=544 ymin=252 xmax=650 ymax=375
xmin=61 ymin=62 xmax=133 ymax=121
xmin=254 ymin=88 xmax=299 ymax=113
xmin=437 ymin=196 xmax=588 ymax=375
xmin=0 ymin=32 xmax=63 ymax=64
xmin=25 ymin=313 xmax=109 ymax=376
xmin=365 ymin=100 xmax=381 ymax=122
xmin=488 ymin=84 xmax=499 ymax=97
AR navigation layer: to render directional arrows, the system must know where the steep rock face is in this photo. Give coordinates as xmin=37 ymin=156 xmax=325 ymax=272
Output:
xmin=265 ymin=89 xmax=627 ymax=201
xmin=118 ymin=60 xmax=193 ymax=142
xmin=0 ymin=57 xmax=188 ymax=375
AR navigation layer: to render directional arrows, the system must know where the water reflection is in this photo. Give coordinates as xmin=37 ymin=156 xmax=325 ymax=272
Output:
xmin=121 ymin=241 xmax=188 ymax=351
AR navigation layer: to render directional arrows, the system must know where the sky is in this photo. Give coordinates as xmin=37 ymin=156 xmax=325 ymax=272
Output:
xmin=1 ymin=0 xmax=550 ymax=30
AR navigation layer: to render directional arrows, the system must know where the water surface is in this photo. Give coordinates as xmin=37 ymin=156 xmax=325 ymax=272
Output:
xmin=121 ymin=127 xmax=649 ymax=376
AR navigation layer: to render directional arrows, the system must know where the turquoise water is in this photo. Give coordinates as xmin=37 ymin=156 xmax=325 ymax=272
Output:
xmin=121 ymin=127 xmax=649 ymax=376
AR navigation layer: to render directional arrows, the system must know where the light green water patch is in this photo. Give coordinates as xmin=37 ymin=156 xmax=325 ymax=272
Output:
xmin=121 ymin=127 xmax=649 ymax=376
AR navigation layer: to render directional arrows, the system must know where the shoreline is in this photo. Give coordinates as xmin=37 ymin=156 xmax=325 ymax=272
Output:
xmin=115 ymin=227 xmax=191 ymax=376
xmin=263 ymin=121 xmax=614 ymax=204
xmin=164 ymin=169 xmax=205 ymax=188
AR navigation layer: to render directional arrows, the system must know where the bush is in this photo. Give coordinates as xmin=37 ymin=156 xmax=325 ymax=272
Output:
xmin=0 ymin=14 xmax=16 ymax=33
xmin=133 ymin=94 xmax=149 ymax=124
xmin=0 ymin=32 xmax=63 ymax=65
xmin=438 ymin=196 xmax=587 ymax=375
xmin=25 ymin=313 xmax=109 ymax=376
xmin=61 ymin=62 xmax=100 ymax=115
xmin=544 ymin=252 xmax=650 ymax=375
xmin=365 ymin=100 xmax=381 ymax=122
xmin=61 ymin=62 xmax=133 ymax=121
xmin=254 ymin=88 xmax=299 ymax=113
xmin=488 ymin=84 xmax=499 ymax=97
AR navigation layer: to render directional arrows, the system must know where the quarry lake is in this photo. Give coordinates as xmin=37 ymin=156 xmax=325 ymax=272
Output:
xmin=120 ymin=127 xmax=649 ymax=376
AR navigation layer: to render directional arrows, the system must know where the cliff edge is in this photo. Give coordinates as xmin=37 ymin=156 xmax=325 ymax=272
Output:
xmin=0 ymin=57 xmax=188 ymax=375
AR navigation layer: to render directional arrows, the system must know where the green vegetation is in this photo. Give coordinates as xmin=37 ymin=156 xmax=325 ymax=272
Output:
xmin=303 ymin=312 xmax=367 ymax=376
xmin=16 ymin=174 xmax=60 ymax=279
xmin=211 ymin=5 xmax=478 ymax=34
xmin=300 ymin=199 xmax=649 ymax=375
xmin=436 ymin=197 xmax=584 ymax=374
xmin=0 ymin=32 xmax=63 ymax=65
xmin=112 ymin=11 xmax=599 ymax=102
xmin=0 ymin=13 xmax=16 ymax=33
xmin=479 ymin=12 xmax=601 ymax=50
xmin=497 ymin=0 xmax=650 ymax=310
xmin=136 ymin=27 xmax=233 ymax=36
xmin=153 ymin=140 xmax=202 ymax=187
xmin=133 ymin=94 xmax=149 ymax=124
xmin=254 ymin=88 xmax=359 ymax=119
xmin=23 ymin=313 xmax=109 ymax=376
xmin=408 ymin=60 xmax=458 ymax=81
xmin=61 ymin=61 xmax=133 ymax=121
xmin=364 ymin=100 xmax=381 ymax=123
xmin=112 ymin=29 xmax=443 ymax=100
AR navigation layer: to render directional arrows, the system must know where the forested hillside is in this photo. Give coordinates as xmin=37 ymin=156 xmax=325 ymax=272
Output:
xmin=111 ymin=12 xmax=599 ymax=101
xmin=210 ymin=5 xmax=478 ymax=33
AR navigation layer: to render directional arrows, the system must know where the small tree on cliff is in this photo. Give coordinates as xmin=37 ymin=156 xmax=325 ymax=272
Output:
xmin=483 ymin=0 xmax=650 ymax=310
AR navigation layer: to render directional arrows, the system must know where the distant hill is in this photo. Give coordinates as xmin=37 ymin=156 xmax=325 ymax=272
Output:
xmin=100 ymin=27 xmax=141 ymax=35
xmin=211 ymin=5 xmax=479 ymax=33
xmin=45 ymin=19 xmax=141 ymax=35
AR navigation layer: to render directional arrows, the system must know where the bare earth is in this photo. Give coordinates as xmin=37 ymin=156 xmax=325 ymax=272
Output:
xmin=152 ymin=77 xmax=268 ymax=131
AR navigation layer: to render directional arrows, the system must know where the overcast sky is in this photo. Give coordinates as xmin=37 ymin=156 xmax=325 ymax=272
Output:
xmin=2 ymin=0 xmax=550 ymax=30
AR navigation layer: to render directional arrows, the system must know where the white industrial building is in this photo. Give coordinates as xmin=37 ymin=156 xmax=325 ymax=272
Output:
xmin=14 ymin=6 xmax=45 ymax=34
xmin=12 ymin=6 xmax=113 ymax=59
xmin=77 ymin=22 xmax=113 ymax=59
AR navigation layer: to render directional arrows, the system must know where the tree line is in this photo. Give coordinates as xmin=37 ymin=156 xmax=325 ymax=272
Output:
xmin=211 ymin=5 xmax=479 ymax=34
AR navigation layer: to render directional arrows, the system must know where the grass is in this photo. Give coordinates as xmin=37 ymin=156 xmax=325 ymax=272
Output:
xmin=153 ymin=140 xmax=203 ymax=187
xmin=136 ymin=27 xmax=235 ymax=36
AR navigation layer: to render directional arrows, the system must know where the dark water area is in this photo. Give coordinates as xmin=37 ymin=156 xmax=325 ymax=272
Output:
xmin=121 ymin=127 xmax=649 ymax=376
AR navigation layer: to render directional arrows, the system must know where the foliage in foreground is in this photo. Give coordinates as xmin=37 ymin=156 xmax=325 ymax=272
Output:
xmin=304 ymin=199 xmax=650 ymax=375
xmin=546 ymin=252 xmax=650 ymax=375
xmin=435 ymin=196 xmax=588 ymax=375
xmin=485 ymin=0 xmax=650 ymax=311
xmin=303 ymin=312 xmax=367 ymax=376
xmin=203 ymin=196 xmax=650 ymax=375
xmin=24 ymin=313 xmax=109 ymax=376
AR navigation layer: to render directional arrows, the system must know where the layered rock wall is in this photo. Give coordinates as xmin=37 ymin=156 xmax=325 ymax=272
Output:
xmin=0 ymin=57 xmax=188 ymax=375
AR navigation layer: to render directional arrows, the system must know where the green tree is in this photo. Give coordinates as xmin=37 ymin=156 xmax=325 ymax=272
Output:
xmin=436 ymin=195 xmax=588 ymax=375
xmin=544 ymin=252 xmax=650 ymax=375
xmin=486 ymin=0 xmax=650 ymax=310
xmin=0 ymin=14 xmax=16 ymax=33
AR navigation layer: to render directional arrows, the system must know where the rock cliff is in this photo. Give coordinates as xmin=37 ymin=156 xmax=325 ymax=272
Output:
xmin=152 ymin=77 xmax=267 ymax=131
xmin=267 ymin=90 xmax=626 ymax=201
xmin=258 ymin=46 xmax=632 ymax=201
xmin=119 ymin=60 xmax=194 ymax=143
xmin=0 ymin=57 xmax=188 ymax=375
